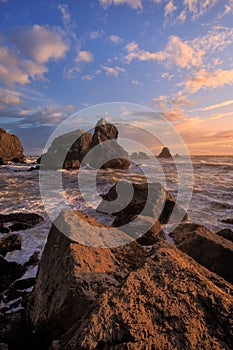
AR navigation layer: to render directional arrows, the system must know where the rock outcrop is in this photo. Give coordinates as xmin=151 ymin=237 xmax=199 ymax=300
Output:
xmin=0 ymin=256 xmax=26 ymax=293
xmin=26 ymin=213 xmax=233 ymax=349
xmin=158 ymin=147 xmax=172 ymax=158
xmin=0 ymin=128 xmax=25 ymax=162
xmin=131 ymin=152 xmax=149 ymax=160
xmin=170 ymin=223 xmax=233 ymax=284
xmin=0 ymin=234 xmax=22 ymax=257
xmin=0 ymin=213 xmax=43 ymax=233
xmin=98 ymin=181 xmax=187 ymax=228
xmin=216 ymin=228 xmax=233 ymax=243
xmin=41 ymin=119 xmax=130 ymax=170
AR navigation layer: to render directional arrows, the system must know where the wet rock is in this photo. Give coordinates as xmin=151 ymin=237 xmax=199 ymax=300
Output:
xmin=0 ymin=256 xmax=26 ymax=293
xmin=11 ymin=278 xmax=36 ymax=291
xmin=158 ymin=147 xmax=172 ymax=158
xmin=0 ymin=158 xmax=4 ymax=166
xmin=99 ymin=181 xmax=187 ymax=226
xmin=0 ymin=213 xmax=43 ymax=232
xmin=0 ymin=310 xmax=32 ymax=348
xmin=170 ymin=223 xmax=233 ymax=284
xmin=220 ymin=218 xmax=233 ymax=225
xmin=27 ymin=166 xmax=40 ymax=172
xmin=0 ymin=234 xmax=22 ymax=257
xmin=0 ymin=226 xmax=10 ymax=234
xmin=216 ymin=228 xmax=233 ymax=243
xmin=24 ymin=251 xmax=40 ymax=267
xmin=0 ymin=128 xmax=25 ymax=163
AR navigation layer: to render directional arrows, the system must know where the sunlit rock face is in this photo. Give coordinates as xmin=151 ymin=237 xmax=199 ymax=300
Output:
xmin=0 ymin=128 xmax=25 ymax=162
xmin=27 ymin=211 xmax=233 ymax=350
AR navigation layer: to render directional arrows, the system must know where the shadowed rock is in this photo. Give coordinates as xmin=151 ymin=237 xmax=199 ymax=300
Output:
xmin=170 ymin=223 xmax=233 ymax=284
xmin=0 ymin=234 xmax=22 ymax=257
xmin=158 ymin=147 xmax=172 ymax=158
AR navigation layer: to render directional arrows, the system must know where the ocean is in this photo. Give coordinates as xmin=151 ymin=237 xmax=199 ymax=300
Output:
xmin=0 ymin=155 xmax=232 ymax=272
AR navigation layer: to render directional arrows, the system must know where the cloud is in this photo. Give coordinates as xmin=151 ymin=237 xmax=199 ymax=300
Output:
xmin=131 ymin=79 xmax=141 ymax=85
xmin=108 ymin=35 xmax=122 ymax=44
xmin=0 ymin=88 xmax=23 ymax=110
xmin=183 ymin=68 xmax=233 ymax=93
xmin=101 ymin=65 xmax=125 ymax=77
xmin=125 ymin=36 xmax=204 ymax=69
xmin=82 ymin=74 xmax=95 ymax=81
xmin=190 ymin=99 xmax=233 ymax=112
xmin=99 ymin=0 xmax=143 ymax=9
xmin=0 ymin=45 xmax=47 ymax=85
xmin=89 ymin=30 xmax=104 ymax=39
xmin=75 ymin=51 xmax=94 ymax=63
xmin=164 ymin=1 xmax=177 ymax=17
xmin=182 ymin=0 xmax=219 ymax=19
xmin=11 ymin=25 xmax=68 ymax=64
xmin=58 ymin=4 xmax=71 ymax=27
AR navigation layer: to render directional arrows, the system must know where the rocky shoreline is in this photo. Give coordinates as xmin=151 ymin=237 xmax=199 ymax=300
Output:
xmin=0 ymin=183 xmax=232 ymax=349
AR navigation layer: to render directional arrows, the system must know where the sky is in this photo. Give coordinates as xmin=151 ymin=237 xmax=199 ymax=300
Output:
xmin=0 ymin=0 xmax=233 ymax=155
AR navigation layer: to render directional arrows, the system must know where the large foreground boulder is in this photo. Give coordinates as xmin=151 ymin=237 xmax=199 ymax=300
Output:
xmin=0 ymin=128 xmax=25 ymax=162
xmin=170 ymin=223 xmax=233 ymax=284
xmin=27 ymin=212 xmax=233 ymax=350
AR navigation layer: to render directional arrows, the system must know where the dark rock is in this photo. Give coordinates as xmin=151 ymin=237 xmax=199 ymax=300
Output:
xmin=4 ymin=289 xmax=26 ymax=303
xmin=170 ymin=223 xmax=233 ymax=284
xmin=136 ymin=221 xmax=165 ymax=246
xmin=220 ymin=218 xmax=233 ymax=225
xmin=40 ymin=119 xmax=130 ymax=170
xmin=158 ymin=147 xmax=172 ymax=158
xmin=36 ymin=157 xmax=41 ymax=164
xmin=0 ymin=158 xmax=4 ymax=166
xmin=101 ymin=158 xmax=130 ymax=169
xmin=0 ymin=234 xmax=22 ymax=257
xmin=0 ymin=226 xmax=10 ymax=234
xmin=0 ymin=128 xmax=25 ymax=163
xmin=27 ymin=166 xmax=40 ymax=172
xmin=0 ymin=256 xmax=26 ymax=293
xmin=138 ymin=151 xmax=149 ymax=159
xmin=11 ymin=277 xmax=36 ymax=291
xmin=0 ymin=310 xmax=32 ymax=348
xmin=216 ymin=228 xmax=233 ymax=243
xmin=11 ymin=157 xmax=20 ymax=163
xmin=24 ymin=251 xmax=40 ymax=267
xmin=99 ymin=181 xmax=187 ymax=226
xmin=41 ymin=129 xmax=92 ymax=170
xmin=0 ymin=343 xmax=8 ymax=350
xmin=131 ymin=152 xmax=139 ymax=159
xmin=86 ymin=119 xmax=129 ymax=170
xmin=0 ymin=213 xmax=43 ymax=232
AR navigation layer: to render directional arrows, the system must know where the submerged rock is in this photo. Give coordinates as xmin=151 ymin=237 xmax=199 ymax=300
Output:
xmin=0 ymin=128 xmax=25 ymax=163
xmin=221 ymin=218 xmax=233 ymax=225
xmin=170 ymin=223 xmax=233 ymax=284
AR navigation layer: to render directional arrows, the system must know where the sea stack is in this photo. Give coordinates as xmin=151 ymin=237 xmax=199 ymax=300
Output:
xmin=158 ymin=147 xmax=172 ymax=158
xmin=0 ymin=128 xmax=25 ymax=163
